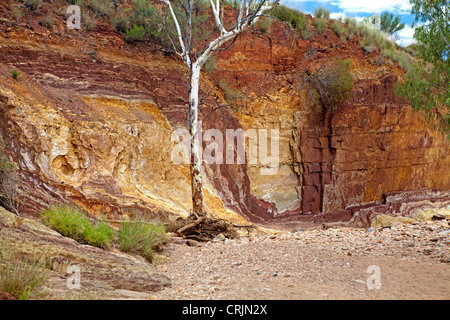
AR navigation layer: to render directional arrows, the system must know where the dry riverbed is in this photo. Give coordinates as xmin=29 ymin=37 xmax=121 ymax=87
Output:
xmin=155 ymin=219 xmax=450 ymax=300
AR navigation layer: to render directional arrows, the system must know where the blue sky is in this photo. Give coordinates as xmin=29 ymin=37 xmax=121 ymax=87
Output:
xmin=281 ymin=0 xmax=417 ymax=46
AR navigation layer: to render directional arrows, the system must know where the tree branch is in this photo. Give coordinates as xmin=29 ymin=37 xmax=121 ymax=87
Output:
xmin=393 ymin=4 xmax=450 ymax=49
xmin=162 ymin=0 xmax=191 ymax=66
xmin=201 ymin=102 xmax=243 ymax=124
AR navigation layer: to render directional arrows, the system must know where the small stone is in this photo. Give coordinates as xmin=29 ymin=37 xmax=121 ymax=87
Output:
xmin=354 ymin=279 xmax=366 ymax=285
xmin=256 ymin=271 xmax=263 ymax=275
xmin=291 ymin=227 xmax=305 ymax=233
xmin=186 ymin=239 xmax=199 ymax=247
xmin=366 ymin=227 xmax=376 ymax=233
xmin=215 ymin=233 xmax=226 ymax=241
xmin=271 ymin=272 xmax=278 ymax=277
xmin=432 ymin=214 xmax=446 ymax=221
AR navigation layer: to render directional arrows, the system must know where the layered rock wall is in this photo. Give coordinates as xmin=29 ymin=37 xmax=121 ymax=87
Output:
xmin=0 ymin=15 xmax=448 ymax=225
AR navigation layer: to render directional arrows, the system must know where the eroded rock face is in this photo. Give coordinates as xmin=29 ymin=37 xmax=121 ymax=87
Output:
xmin=0 ymin=37 xmax=250 ymax=223
xmin=0 ymin=16 xmax=449 ymax=225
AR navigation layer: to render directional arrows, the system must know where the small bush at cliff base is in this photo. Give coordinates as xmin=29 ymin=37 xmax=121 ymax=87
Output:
xmin=42 ymin=205 xmax=114 ymax=249
xmin=0 ymin=254 xmax=48 ymax=300
xmin=118 ymin=220 xmax=168 ymax=262
xmin=301 ymin=59 xmax=354 ymax=115
xmin=0 ymin=138 xmax=20 ymax=215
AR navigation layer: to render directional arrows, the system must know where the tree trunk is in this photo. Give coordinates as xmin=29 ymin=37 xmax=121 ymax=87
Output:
xmin=188 ymin=64 xmax=206 ymax=217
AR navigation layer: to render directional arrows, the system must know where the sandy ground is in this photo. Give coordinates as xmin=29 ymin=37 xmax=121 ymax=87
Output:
xmin=155 ymin=221 xmax=450 ymax=300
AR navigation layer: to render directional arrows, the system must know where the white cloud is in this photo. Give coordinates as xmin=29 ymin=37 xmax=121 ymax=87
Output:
xmin=331 ymin=0 xmax=411 ymax=14
xmin=288 ymin=0 xmax=412 ymax=14
xmin=330 ymin=12 xmax=346 ymax=20
xmin=283 ymin=0 xmax=417 ymax=47
xmin=396 ymin=25 xmax=417 ymax=47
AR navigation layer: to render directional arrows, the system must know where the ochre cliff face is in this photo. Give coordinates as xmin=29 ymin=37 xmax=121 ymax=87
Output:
xmin=208 ymin=23 xmax=450 ymax=221
xmin=0 ymin=32 xmax=248 ymax=223
xmin=0 ymin=10 xmax=448 ymax=225
xmin=303 ymin=78 xmax=449 ymax=216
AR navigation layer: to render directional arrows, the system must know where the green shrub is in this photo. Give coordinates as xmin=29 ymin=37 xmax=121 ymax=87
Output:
xmin=0 ymin=256 xmax=47 ymax=300
xmin=88 ymin=0 xmax=112 ymax=17
xmin=403 ymin=43 xmax=420 ymax=56
xmin=268 ymin=5 xmax=307 ymax=32
xmin=111 ymin=9 xmax=131 ymax=33
xmin=332 ymin=19 xmax=360 ymax=41
xmin=24 ymin=0 xmax=42 ymax=12
xmin=42 ymin=15 xmax=53 ymax=29
xmin=301 ymin=23 xmax=313 ymax=39
xmin=219 ymin=79 xmax=244 ymax=103
xmin=82 ymin=11 xmax=96 ymax=32
xmin=358 ymin=23 xmax=395 ymax=53
xmin=359 ymin=25 xmax=379 ymax=53
xmin=123 ymin=0 xmax=171 ymax=45
xmin=359 ymin=24 xmax=373 ymax=40
xmin=10 ymin=3 xmax=24 ymax=22
xmin=382 ymin=48 xmax=412 ymax=71
xmin=118 ymin=220 xmax=168 ymax=261
xmin=125 ymin=24 xmax=146 ymax=41
xmin=0 ymin=138 xmax=20 ymax=215
xmin=67 ymin=0 xmax=84 ymax=7
xmin=331 ymin=21 xmax=349 ymax=44
xmin=331 ymin=21 xmax=346 ymax=36
xmin=347 ymin=23 xmax=360 ymax=39
xmin=11 ymin=69 xmax=21 ymax=80
xmin=369 ymin=55 xmax=384 ymax=66
xmin=359 ymin=37 xmax=376 ymax=54
xmin=42 ymin=205 xmax=114 ymax=249
xmin=344 ymin=17 xmax=357 ymax=27
xmin=268 ymin=5 xmax=297 ymax=24
xmin=301 ymin=59 xmax=354 ymax=114
xmin=314 ymin=6 xmax=330 ymax=19
xmin=258 ymin=17 xmax=273 ymax=34
xmin=84 ymin=219 xmax=115 ymax=248
xmin=314 ymin=18 xmax=326 ymax=33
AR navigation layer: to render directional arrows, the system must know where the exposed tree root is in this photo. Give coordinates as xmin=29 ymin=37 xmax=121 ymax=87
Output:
xmin=166 ymin=214 xmax=255 ymax=241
